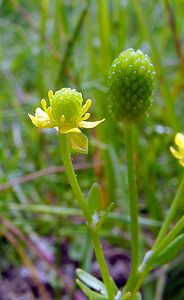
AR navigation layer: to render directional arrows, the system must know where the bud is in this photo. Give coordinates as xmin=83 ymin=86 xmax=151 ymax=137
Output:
xmin=108 ymin=48 xmax=156 ymax=122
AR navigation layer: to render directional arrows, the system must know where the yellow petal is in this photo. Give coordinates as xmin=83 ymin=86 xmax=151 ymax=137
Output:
xmin=175 ymin=133 xmax=184 ymax=148
xmin=79 ymin=119 xmax=105 ymax=129
xmin=35 ymin=107 xmax=48 ymax=118
xmin=69 ymin=132 xmax=88 ymax=154
xmin=170 ymin=146 xmax=183 ymax=159
xmin=28 ymin=113 xmax=53 ymax=128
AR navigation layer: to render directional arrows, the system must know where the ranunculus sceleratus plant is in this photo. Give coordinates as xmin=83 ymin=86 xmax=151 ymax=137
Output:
xmin=29 ymin=48 xmax=184 ymax=300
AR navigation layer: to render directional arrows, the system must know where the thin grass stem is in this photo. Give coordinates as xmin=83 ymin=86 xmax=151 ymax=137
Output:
xmin=154 ymin=175 xmax=184 ymax=249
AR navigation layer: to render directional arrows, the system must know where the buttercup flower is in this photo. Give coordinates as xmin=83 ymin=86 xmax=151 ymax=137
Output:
xmin=28 ymin=88 xmax=104 ymax=154
xmin=170 ymin=133 xmax=184 ymax=167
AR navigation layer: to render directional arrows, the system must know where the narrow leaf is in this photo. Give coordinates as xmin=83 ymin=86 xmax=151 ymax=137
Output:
xmin=87 ymin=183 xmax=100 ymax=216
xmin=76 ymin=268 xmax=107 ymax=295
xmin=150 ymin=233 xmax=184 ymax=267
xmin=96 ymin=202 xmax=115 ymax=230
xmin=76 ymin=279 xmax=108 ymax=300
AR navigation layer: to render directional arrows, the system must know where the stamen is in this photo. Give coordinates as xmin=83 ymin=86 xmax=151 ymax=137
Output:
xmin=46 ymin=107 xmax=55 ymax=125
xmin=41 ymin=99 xmax=47 ymax=112
xmin=60 ymin=115 xmax=65 ymax=123
xmin=82 ymin=113 xmax=90 ymax=121
xmin=48 ymin=90 xmax=53 ymax=102
xmin=82 ymin=99 xmax=92 ymax=115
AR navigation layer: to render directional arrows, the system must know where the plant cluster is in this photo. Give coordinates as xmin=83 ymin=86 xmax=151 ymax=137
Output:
xmin=29 ymin=48 xmax=184 ymax=300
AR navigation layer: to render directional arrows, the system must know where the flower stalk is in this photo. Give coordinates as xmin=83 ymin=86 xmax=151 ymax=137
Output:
xmin=59 ymin=134 xmax=91 ymax=222
xmin=59 ymin=133 xmax=115 ymax=300
xmin=28 ymin=87 xmax=114 ymax=298
xmin=120 ymin=121 xmax=140 ymax=299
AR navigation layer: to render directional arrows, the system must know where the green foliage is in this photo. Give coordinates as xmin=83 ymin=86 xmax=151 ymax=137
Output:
xmin=150 ymin=234 xmax=184 ymax=268
xmin=161 ymin=234 xmax=184 ymax=264
xmin=87 ymin=183 xmax=100 ymax=216
xmin=76 ymin=268 xmax=108 ymax=298
xmin=0 ymin=1 xmax=184 ymax=299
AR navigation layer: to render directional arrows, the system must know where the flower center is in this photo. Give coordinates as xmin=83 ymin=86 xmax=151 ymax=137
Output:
xmin=50 ymin=88 xmax=83 ymax=126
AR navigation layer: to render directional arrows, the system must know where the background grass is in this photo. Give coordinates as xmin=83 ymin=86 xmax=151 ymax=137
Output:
xmin=0 ymin=1 xmax=184 ymax=299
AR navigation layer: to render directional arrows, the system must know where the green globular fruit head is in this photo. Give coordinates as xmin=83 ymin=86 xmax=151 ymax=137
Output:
xmin=108 ymin=48 xmax=156 ymax=122
xmin=49 ymin=88 xmax=83 ymax=125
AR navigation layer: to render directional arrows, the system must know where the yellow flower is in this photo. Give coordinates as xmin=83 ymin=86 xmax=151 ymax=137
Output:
xmin=28 ymin=88 xmax=104 ymax=154
xmin=170 ymin=133 xmax=184 ymax=167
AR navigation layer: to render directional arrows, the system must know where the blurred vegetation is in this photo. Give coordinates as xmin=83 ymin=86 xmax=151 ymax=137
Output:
xmin=0 ymin=0 xmax=184 ymax=299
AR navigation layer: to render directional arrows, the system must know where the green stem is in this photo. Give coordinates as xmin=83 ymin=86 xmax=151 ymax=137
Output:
xmin=154 ymin=175 xmax=184 ymax=249
xmin=121 ymin=121 xmax=140 ymax=298
xmin=90 ymin=230 xmax=115 ymax=299
xmin=59 ymin=134 xmax=91 ymax=222
xmin=126 ymin=270 xmax=148 ymax=300
xmin=59 ymin=134 xmax=114 ymax=299
xmin=125 ymin=122 xmax=140 ymax=273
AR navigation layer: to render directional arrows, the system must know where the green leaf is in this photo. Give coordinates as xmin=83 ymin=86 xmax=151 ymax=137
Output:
xmin=150 ymin=233 xmax=184 ymax=267
xmin=87 ymin=183 xmax=100 ymax=216
xmin=76 ymin=268 xmax=107 ymax=296
xmin=96 ymin=202 xmax=115 ymax=230
xmin=76 ymin=279 xmax=108 ymax=300
xmin=69 ymin=132 xmax=88 ymax=154
xmin=133 ymin=292 xmax=142 ymax=300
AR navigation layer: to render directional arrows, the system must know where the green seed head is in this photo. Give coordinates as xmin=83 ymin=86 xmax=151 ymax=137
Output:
xmin=49 ymin=88 xmax=83 ymax=125
xmin=108 ymin=48 xmax=156 ymax=122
